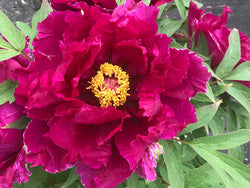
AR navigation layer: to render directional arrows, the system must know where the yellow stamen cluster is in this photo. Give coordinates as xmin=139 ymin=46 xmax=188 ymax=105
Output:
xmin=87 ymin=63 xmax=130 ymax=108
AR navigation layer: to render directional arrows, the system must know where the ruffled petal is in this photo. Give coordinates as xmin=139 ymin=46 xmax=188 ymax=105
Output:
xmin=158 ymin=98 xmax=197 ymax=139
xmin=0 ymin=102 xmax=24 ymax=127
xmin=188 ymin=1 xmax=250 ymax=89
xmin=0 ymin=129 xmax=30 ymax=187
xmin=24 ymin=120 xmax=72 ymax=173
xmin=115 ymin=118 xmax=151 ymax=170
xmin=47 ymin=113 xmax=127 ymax=169
xmin=135 ymin=143 xmax=160 ymax=181
xmin=76 ymin=143 xmax=133 ymax=188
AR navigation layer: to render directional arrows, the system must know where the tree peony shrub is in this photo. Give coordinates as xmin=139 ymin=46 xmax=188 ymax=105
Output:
xmin=13 ymin=1 xmax=209 ymax=187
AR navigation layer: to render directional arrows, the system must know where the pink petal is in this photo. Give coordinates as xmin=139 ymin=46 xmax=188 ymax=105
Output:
xmin=0 ymin=102 xmax=24 ymax=127
xmin=24 ymin=120 xmax=72 ymax=173
xmin=76 ymin=143 xmax=132 ymax=188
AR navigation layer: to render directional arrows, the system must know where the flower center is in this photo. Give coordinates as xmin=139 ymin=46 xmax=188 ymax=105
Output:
xmin=87 ymin=63 xmax=130 ymax=108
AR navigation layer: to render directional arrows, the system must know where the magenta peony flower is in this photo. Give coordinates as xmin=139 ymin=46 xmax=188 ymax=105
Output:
xmin=50 ymin=0 xmax=174 ymax=11
xmin=15 ymin=1 xmax=210 ymax=187
xmin=0 ymin=38 xmax=31 ymax=187
xmin=0 ymin=102 xmax=31 ymax=188
xmin=0 ymin=129 xmax=30 ymax=188
xmin=188 ymin=1 xmax=250 ymax=87
xmin=50 ymin=0 xmax=118 ymax=10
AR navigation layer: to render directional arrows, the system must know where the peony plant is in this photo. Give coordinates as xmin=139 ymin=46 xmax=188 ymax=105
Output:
xmin=0 ymin=0 xmax=250 ymax=188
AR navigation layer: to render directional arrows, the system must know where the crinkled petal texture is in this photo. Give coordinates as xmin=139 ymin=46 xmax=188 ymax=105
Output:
xmin=50 ymin=0 xmax=174 ymax=11
xmin=24 ymin=120 xmax=73 ymax=172
xmin=0 ymin=129 xmax=31 ymax=188
xmin=50 ymin=0 xmax=116 ymax=11
xmin=0 ymin=102 xmax=25 ymax=127
xmin=15 ymin=1 xmax=210 ymax=187
xmin=0 ymin=102 xmax=30 ymax=187
xmin=188 ymin=1 xmax=250 ymax=88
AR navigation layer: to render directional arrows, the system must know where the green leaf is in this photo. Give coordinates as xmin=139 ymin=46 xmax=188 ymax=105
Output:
xmin=190 ymin=129 xmax=250 ymax=150
xmin=126 ymin=173 xmax=141 ymax=188
xmin=169 ymin=41 xmax=184 ymax=49
xmin=142 ymin=0 xmax=151 ymax=6
xmin=185 ymin=163 xmax=225 ymax=188
xmin=229 ymin=145 xmax=244 ymax=162
xmin=179 ymin=100 xmax=221 ymax=135
xmin=16 ymin=166 xmax=74 ymax=188
xmin=0 ymin=49 xmax=20 ymax=61
xmin=0 ymin=37 xmax=21 ymax=61
xmin=204 ymin=62 xmax=223 ymax=81
xmin=216 ymin=29 xmax=241 ymax=78
xmin=179 ymin=144 xmax=197 ymax=162
xmin=61 ymin=167 xmax=80 ymax=188
xmin=16 ymin=21 xmax=32 ymax=36
xmin=211 ymin=83 xmax=233 ymax=96
xmin=229 ymin=101 xmax=250 ymax=117
xmin=159 ymin=164 xmax=169 ymax=182
xmin=192 ymin=32 xmax=209 ymax=58
xmin=183 ymin=0 xmax=203 ymax=8
xmin=224 ymin=61 xmax=250 ymax=81
xmin=189 ymin=146 xmax=250 ymax=188
xmin=0 ymin=10 xmax=26 ymax=51
xmin=135 ymin=180 xmax=146 ymax=188
xmin=239 ymin=116 xmax=250 ymax=129
xmin=157 ymin=18 xmax=183 ymax=36
xmin=192 ymin=127 xmax=207 ymax=139
xmin=0 ymin=79 xmax=19 ymax=105
xmin=60 ymin=181 xmax=84 ymax=188
xmin=29 ymin=0 xmax=52 ymax=49
xmin=15 ymin=166 xmax=48 ymax=188
xmin=115 ymin=0 xmax=126 ymax=6
xmin=208 ymin=113 xmax=225 ymax=136
xmin=226 ymin=105 xmax=238 ymax=132
xmin=160 ymin=140 xmax=184 ymax=188
xmin=116 ymin=183 xmax=126 ymax=188
xmin=174 ymin=0 xmax=187 ymax=19
xmin=182 ymin=162 xmax=195 ymax=172
xmin=197 ymin=53 xmax=210 ymax=62
xmin=191 ymin=93 xmax=212 ymax=103
xmin=3 ymin=116 xmax=30 ymax=129
xmin=235 ymin=109 xmax=250 ymax=129
xmin=204 ymin=83 xmax=215 ymax=102
xmin=0 ymin=37 xmax=16 ymax=50
xmin=147 ymin=178 xmax=167 ymax=188
xmin=165 ymin=5 xmax=177 ymax=15
xmin=157 ymin=4 xmax=167 ymax=19
xmin=227 ymin=101 xmax=250 ymax=129
xmin=226 ymin=81 xmax=250 ymax=114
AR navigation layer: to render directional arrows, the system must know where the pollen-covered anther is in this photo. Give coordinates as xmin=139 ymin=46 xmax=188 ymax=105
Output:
xmin=87 ymin=63 xmax=130 ymax=108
